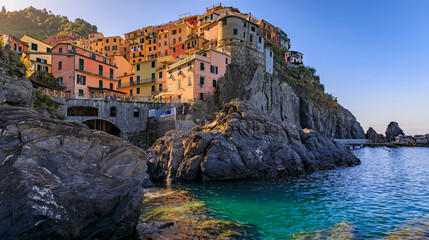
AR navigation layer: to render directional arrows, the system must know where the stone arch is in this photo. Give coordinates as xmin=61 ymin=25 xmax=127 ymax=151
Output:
xmin=82 ymin=119 xmax=121 ymax=136
xmin=67 ymin=106 xmax=98 ymax=117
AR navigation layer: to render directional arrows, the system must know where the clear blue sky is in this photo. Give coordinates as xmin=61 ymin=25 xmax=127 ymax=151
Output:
xmin=2 ymin=0 xmax=429 ymax=135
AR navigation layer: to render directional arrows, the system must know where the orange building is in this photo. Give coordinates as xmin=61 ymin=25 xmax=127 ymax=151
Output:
xmin=169 ymin=36 xmax=206 ymax=59
xmin=101 ymin=36 xmax=129 ymax=60
xmin=51 ymin=43 xmax=125 ymax=98
xmin=2 ymin=34 xmax=28 ymax=52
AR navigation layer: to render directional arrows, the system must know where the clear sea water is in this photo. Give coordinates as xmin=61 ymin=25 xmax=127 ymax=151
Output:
xmin=175 ymin=147 xmax=429 ymax=239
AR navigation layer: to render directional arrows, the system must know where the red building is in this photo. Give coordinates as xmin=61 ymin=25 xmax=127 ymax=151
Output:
xmin=43 ymin=33 xmax=83 ymax=46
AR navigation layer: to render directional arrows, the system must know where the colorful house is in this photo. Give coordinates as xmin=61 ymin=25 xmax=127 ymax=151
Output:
xmin=101 ymin=36 xmax=129 ymax=60
xmin=118 ymin=58 xmax=157 ymax=98
xmin=20 ymin=35 xmax=53 ymax=73
xmin=285 ymin=50 xmax=303 ymax=66
xmin=2 ymin=34 xmax=28 ymax=52
xmin=43 ymin=33 xmax=82 ymax=46
xmin=170 ymin=35 xmax=206 ymax=60
xmin=257 ymin=19 xmax=277 ymax=43
xmin=216 ymin=14 xmax=259 ymax=52
xmin=164 ymin=49 xmax=230 ymax=102
xmin=51 ymin=43 xmax=124 ymax=98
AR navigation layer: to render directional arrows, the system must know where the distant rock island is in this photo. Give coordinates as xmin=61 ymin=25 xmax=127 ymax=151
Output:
xmin=366 ymin=121 xmax=429 ymax=146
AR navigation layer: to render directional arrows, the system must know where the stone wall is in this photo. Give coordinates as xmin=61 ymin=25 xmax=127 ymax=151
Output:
xmin=57 ymin=98 xmax=177 ymax=137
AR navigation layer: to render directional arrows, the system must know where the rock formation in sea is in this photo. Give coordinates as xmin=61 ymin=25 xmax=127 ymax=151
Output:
xmin=386 ymin=121 xmax=405 ymax=142
xmin=146 ymin=100 xmax=360 ymax=182
xmin=366 ymin=127 xmax=386 ymax=143
xmin=192 ymin=45 xmax=365 ymax=139
xmin=0 ymin=46 xmax=149 ymax=239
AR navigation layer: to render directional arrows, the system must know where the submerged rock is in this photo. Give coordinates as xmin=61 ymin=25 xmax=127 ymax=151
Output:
xmin=137 ymin=187 xmax=261 ymax=239
xmin=0 ymin=105 xmax=148 ymax=239
xmin=385 ymin=121 xmax=405 ymax=142
xmin=383 ymin=218 xmax=429 ymax=239
xmin=290 ymin=221 xmax=358 ymax=240
xmin=146 ymin=100 xmax=360 ymax=182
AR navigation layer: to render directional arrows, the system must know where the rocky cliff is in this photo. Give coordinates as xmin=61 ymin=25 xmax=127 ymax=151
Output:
xmin=196 ymin=45 xmax=365 ymax=139
xmin=147 ymin=100 xmax=360 ymax=182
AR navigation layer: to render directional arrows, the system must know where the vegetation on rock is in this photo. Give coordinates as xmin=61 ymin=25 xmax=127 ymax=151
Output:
xmin=0 ymin=6 xmax=97 ymax=40
xmin=30 ymin=71 xmax=61 ymax=88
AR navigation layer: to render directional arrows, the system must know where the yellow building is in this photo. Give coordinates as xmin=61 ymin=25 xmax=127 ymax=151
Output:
xmin=130 ymin=35 xmax=145 ymax=64
xmin=117 ymin=58 xmax=157 ymax=99
xmin=145 ymin=32 xmax=157 ymax=59
xmin=20 ymin=35 xmax=53 ymax=73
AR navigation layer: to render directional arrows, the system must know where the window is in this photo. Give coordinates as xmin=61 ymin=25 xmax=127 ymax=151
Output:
xmin=151 ymin=73 xmax=156 ymax=80
xmin=47 ymin=47 xmax=51 ymax=53
xmin=130 ymin=89 xmax=133 ymax=96
xmin=200 ymin=76 xmax=205 ymax=85
xmin=244 ymin=22 xmax=247 ymax=27
xmin=182 ymin=44 xmax=185 ymax=50
xmin=130 ymin=76 xmax=133 ymax=83
xmin=114 ymin=38 xmax=116 ymax=42
xmin=179 ymin=37 xmax=182 ymax=42
xmin=31 ymin=43 xmax=38 ymax=51
xmin=154 ymin=46 xmax=156 ymax=50
xmin=259 ymin=36 xmax=262 ymax=43
xmin=134 ymin=108 xmax=139 ymax=117
xmin=250 ymin=35 xmax=253 ymax=43
xmin=173 ymin=47 xmax=176 ymax=53
xmin=233 ymin=29 xmax=238 ymax=35
xmin=153 ymin=39 xmax=156 ymax=43
xmin=270 ymin=51 xmax=273 ymax=57
xmin=188 ymin=77 xmax=192 ymax=86
xmin=151 ymin=61 xmax=155 ymax=68
xmin=90 ymin=54 xmax=96 ymax=59
xmin=77 ymin=74 xmax=86 ymax=85
xmin=137 ymin=88 xmax=140 ymax=94
xmin=173 ymin=30 xmax=177 ymax=35
xmin=159 ymin=72 xmax=163 ymax=78
xmin=118 ymin=79 xmax=121 ymax=87
xmin=110 ymin=107 xmax=116 ymax=117
xmin=149 ymin=47 xmax=152 ymax=51
xmin=213 ymin=79 xmax=216 ymax=87
xmin=251 ymin=26 xmax=256 ymax=32
xmin=136 ymin=64 xmax=140 ymax=71
xmin=159 ymin=84 xmax=163 ymax=91
xmin=110 ymin=69 xmax=114 ymax=79
xmin=79 ymin=89 xmax=84 ymax=96
xmin=106 ymin=39 xmax=109 ymax=43
xmin=210 ymin=65 xmax=218 ymax=74
xmin=112 ymin=45 xmax=117 ymax=50
xmin=226 ymin=58 xmax=228 ymax=64
xmin=137 ymin=76 xmax=140 ymax=82
xmin=58 ymin=61 xmax=62 ymax=70
xmin=59 ymin=47 xmax=63 ymax=53
xmin=149 ymin=40 xmax=152 ymax=44
xmin=200 ymin=92 xmax=204 ymax=100
xmin=99 ymin=80 xmax=103 ymax=88
xmin=164 ymin=41 xmax=167 ymax=46
xmin=179 ymin=28 xmax=182 ymax=33
xmin=200 ymin=62 xmax=205 ymax=71
xmin=79 ymin=59 xmax=84 ymax=71
xmin=178 ymin=80 xmax=181 ymax=89
xmin=110 ymin=83 xmax=113 ymax=90
xmin=243 ymin=32 xmax=246 ymax=38
xmin=99 ymin=65 xmax=103 ymax=76
xmin=222 ymin=19 xmax=227 ymax=25
xmin=151 ymin=85 xmax=155 ymax=92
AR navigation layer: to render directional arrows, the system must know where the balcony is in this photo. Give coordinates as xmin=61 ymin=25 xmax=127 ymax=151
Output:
xmin=117 ymin=78 xmax=156 ymax=88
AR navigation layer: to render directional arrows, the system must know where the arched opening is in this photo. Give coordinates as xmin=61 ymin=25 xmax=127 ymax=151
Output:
xmin=110 ymin=107 xmax=116 ymax=117
xmin=67 ymin=106 xmax=98 ymax=117
xmin=82 ymin=119 xmax=121 ymax=136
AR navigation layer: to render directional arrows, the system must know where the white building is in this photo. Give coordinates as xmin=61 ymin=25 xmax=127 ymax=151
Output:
xmin=257 ymin=35 xmax=264 ymax=53
xmin=264 ymin=47 xmax=273 ymax=74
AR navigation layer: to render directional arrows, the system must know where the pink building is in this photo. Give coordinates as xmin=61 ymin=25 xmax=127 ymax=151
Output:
xmin=164 ymin=49 xmax=231 ymax=102
xmin=52 ymin=43 xmax=125 ymax=98
xmin=285 ymin=51 xmax=303 ymax=66
xmin=43 ymin=33 xmax=82 ymax=46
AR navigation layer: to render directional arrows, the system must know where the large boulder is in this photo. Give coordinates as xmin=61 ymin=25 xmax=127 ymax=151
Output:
xmin=366 ymin=127 xmax=386 ymax=143
xmin=146 ymin=100 xmax=360 ymax=182
xmin=0 ymin=78 xmax=34 ymax=107
xmin=385 ymin=122 xmax=405 ymax=142
xmin=0 ymin=105 xmax=148 ymax=239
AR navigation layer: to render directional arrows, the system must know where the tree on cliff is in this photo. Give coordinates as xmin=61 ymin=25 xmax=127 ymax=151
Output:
xmin=0 ymin=6 xmax=97 ymax=40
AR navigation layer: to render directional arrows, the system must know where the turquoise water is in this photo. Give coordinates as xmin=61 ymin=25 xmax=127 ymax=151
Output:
xmin=175 ymin=147 xmax=429 ymax=239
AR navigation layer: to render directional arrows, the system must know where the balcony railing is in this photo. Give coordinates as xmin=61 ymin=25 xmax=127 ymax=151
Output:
xmin=117 ymin=78 xmax=156 ymax=88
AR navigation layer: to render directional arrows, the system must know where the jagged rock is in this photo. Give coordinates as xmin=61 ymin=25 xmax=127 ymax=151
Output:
xmin=386 ymin=122 xmax=405 ymax=142
xmin=146 ymin=100 xmax=360 ymax=182
xmin=0 ymin=105 xmax=148 ymax=239
xmin=0 ymin=78 xmax=34 ymax=107
xmin=394 ymin=135 xmax=416 ymax=146
xmin=366 ymin=127 xmax=386 ymax=143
